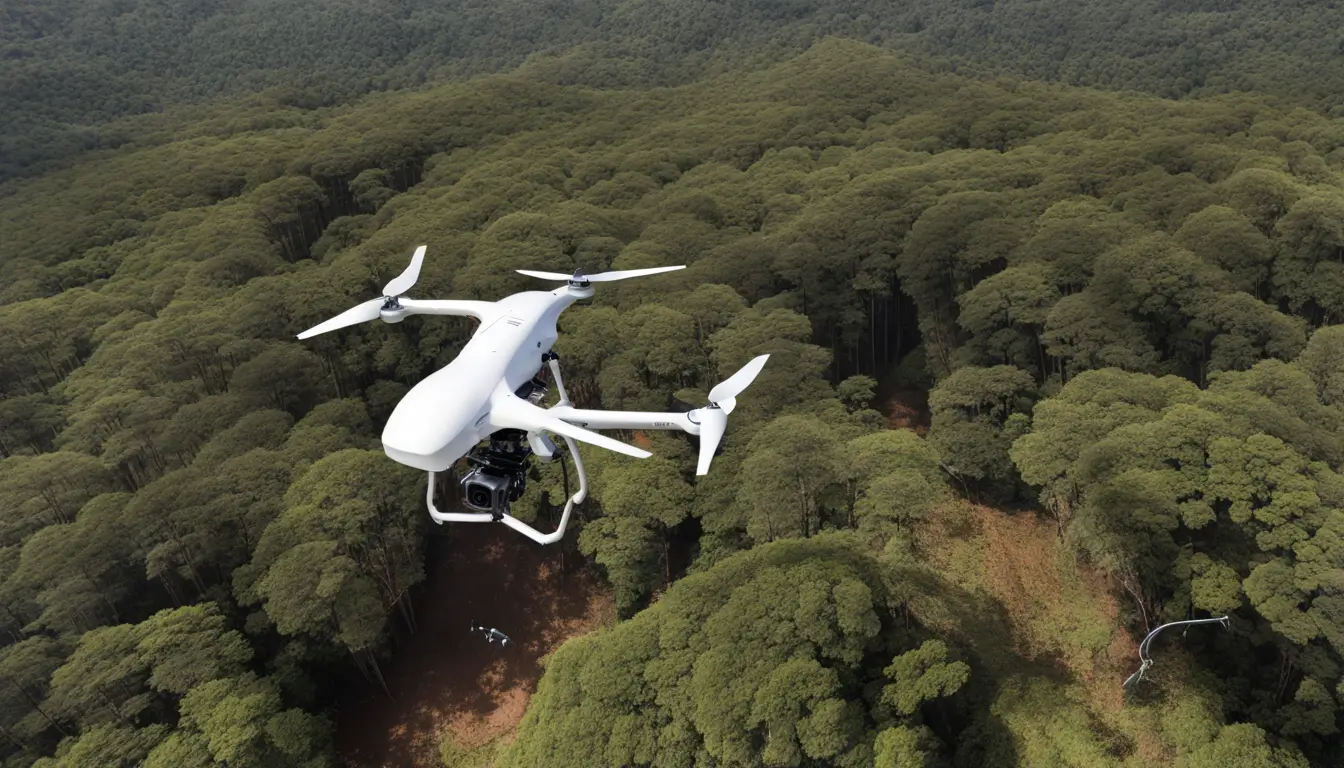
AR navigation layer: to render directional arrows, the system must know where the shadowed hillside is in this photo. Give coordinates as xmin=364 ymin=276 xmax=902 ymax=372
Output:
xmin=4 ymin=0 xmax=1342 ymax=181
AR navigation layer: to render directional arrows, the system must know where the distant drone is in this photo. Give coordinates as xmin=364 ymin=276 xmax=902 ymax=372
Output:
xmin=469 ymin=621 xmax=511 ymax=648
xmin=297 ymin=246 xmax=769 ymax=544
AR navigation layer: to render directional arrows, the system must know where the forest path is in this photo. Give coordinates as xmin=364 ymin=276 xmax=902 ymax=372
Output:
xmin=335 ymin=524 xmax=613 ymax=767
xmin=884 ymin=388 xmax=930 ymax=433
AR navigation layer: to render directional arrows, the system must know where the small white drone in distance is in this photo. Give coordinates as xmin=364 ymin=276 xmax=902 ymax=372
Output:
xmin=470 ymin=621 xmax=511 ymax=648
xmin=297 ymin=245 xmax=768 ymax=545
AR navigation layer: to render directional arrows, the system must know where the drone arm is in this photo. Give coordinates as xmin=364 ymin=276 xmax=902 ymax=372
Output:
xmin=492 ymin=394 xmax=652 ymax=459
xmin=398 ymin=298 xmax=498 ymax=322
xmin=546 ymin=405 xmax=700 ymax=435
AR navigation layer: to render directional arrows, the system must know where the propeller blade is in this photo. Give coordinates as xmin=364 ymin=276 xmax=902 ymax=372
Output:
xmin=586 ymin=265 xmax=685 ymax=282
xmin=515 ymin=266 xmax=685 ymax=282
xmin=708 ymin=355 xmax=770 ymax=404
xmin=696 ymin=408 xmax=728 ymax=475
xmin=382 ymin=245 xmax=426 ymax=297
xmin=296 ymin=298 xmax=383 ymax=340
xmin=516 ymin=269 xmax=575 ymax=281
xmin=492 ymin=396 xmax=651 ymax=459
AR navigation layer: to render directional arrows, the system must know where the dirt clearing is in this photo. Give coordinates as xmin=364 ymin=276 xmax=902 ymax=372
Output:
xmin=335 ymin=524 xmax=614 ymax=767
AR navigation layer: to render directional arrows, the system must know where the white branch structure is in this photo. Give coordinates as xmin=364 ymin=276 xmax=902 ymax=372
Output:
xmin=1123 ymin=615 xmax=1231 ymax=688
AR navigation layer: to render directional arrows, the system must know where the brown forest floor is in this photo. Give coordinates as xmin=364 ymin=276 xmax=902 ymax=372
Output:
xmin=335 ymin=524 xmax=614 ymax=768
xmin=884 ymin=388 xmax=930 ymax=434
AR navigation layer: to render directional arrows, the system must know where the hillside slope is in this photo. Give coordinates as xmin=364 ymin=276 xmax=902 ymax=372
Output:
xmin=4 ymin=0 xmax=1342 ymax=181
xmin=2 ymin=39 xmax=1342 ymax=766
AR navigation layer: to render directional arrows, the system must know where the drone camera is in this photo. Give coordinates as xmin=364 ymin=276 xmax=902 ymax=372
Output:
xmin=461 ymin=468 xmax=513 ymax=514
xmin=460 ymin=429 xmax=534 ymax=518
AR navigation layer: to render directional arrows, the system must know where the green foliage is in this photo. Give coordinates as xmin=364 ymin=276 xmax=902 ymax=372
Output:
xmin=736 ymin=415 xmax=848 ymax=542
xmin=882 ymin=640 xmax=970 ymax=717
xmin=928 ymin=365 xmax=1035 ymax=499
xmin=439 ymin=732 xmax=502 ymax=768
xmin=848 ymin=429 xmax=948 ymax=541
xmin=874 ymin=725 xmax=945 ymax=768
xmin=580 ymin=456 xmax=695 ymax=616
xmin=1011 ymin=342 xmax=1344 ymax=756
xmin=7 ymin=0 xmax=1344 ymax=184
xmin=135 ymin=604 xmax=253 ymax=695
xmin=157 ymin=673 xmax=332 ymax=767
xmin=501 ymin=535 xmax=963 ymax=768
xmin=4 ymin=29 xmax=1344 ymax=767
xmin=838 ymin=375 xmax=878 ymax=411
xmin=40 ymin=723 xmax=169 ymax=768
xmin=238 ymin=449 xmax=425 ymax=656
xmin=1176 ymin=723 xmax=1310 ymax=768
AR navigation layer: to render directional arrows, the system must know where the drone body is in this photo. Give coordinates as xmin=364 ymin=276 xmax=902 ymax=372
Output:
xmin=379 ymin=285 xmax=584 ymax=473
xmin=298 ymin=246 xmax=768 ymax=543
xmin=470 ymin=621 xmax=511 ymax=647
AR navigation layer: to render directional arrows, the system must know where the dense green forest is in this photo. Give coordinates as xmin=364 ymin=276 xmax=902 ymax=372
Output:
xmin=4 ymin=9 xmax=1344 ymax=768
xmin=4 ymin=0 xmax=1344 ymax=182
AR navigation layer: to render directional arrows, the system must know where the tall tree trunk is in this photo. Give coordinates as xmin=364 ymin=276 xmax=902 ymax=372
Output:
xmin=1 ymin=726 xmax=27 ymax=752
xmin=14 ymin=683 xmax=70 ymax=737
xmin=98 ymin=686 xmax=131 ymax=725
xmin=797 ymin=478 xmax=810 ymax=538
xmin=38 ymin=488 xmax=69 ymax=525
xmin=396 ymin=592 xmax=416 ymax=634
xmin=363 ymin=649 xmax=392 ymax=699
xmin=869 ymin=294 xmax=878 ymax=375
xmin=157 ymin=572 xmax=183 ymax=607
xmin=82 ymin=570 xmax=121 ymax=624
xmin=0 ymin=602 xmax=29 ymax=639
xmin=1275 ymin=653 xmax=1296 ymax=703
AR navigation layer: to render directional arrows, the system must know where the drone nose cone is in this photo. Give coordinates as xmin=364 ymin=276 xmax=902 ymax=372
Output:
xmin=383 ymin=417 xmax=480 ymax=472
xmin=382 ymin=406 xmax=455 ymax=454
xmin=382 ymin=363 xmax=492 ymax=471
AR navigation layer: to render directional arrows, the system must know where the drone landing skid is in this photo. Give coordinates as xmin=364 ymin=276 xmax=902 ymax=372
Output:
xmin=425 ymin=451 xmax=584 ymax=545
xmin=426 ymin=356 xmax=588 ymax=546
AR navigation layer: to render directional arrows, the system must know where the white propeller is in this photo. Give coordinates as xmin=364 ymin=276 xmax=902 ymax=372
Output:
xmin=382 ymin=244 xmax=426 ymax=297
xmin=696 ymin=410 xmax=727 ymax=476
xmin=708 ymin=355 xmax=769 ymax=405
xmin=297 ymin=245 xmax=427 ymax=339
xmin=516 ymin=265 xmax=685 ymax=283
xmin=696 ymin=355 xmax=769 ymax=475
xmin=295 ymin=300 xmax=384 ymax=340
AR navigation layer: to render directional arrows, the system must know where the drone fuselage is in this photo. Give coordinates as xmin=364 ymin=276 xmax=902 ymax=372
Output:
xmin=296 ymin=252 xmax=767 ymax=543
xmin=381 ymin=285 xmax=588 ymax=471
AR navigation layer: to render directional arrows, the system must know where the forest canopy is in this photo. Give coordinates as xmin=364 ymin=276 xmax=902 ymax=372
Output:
xmin=3 ymin=0 xmax=1343 ymax=182
xmin=3 ymin=29 xmax=1344 ymax=768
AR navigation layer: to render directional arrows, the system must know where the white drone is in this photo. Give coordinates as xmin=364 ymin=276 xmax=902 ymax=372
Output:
xmin=297 ymin=245 xmax=768 ymax=545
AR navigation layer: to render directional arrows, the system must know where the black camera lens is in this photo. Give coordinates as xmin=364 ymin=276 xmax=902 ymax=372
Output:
xmin=467 ymin=485 xmax=492 ymax=508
